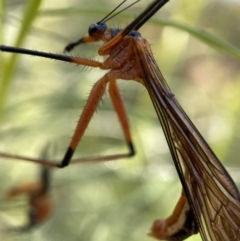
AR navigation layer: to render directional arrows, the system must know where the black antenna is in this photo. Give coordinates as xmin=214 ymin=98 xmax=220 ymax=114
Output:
xmin=121 ymin=0 xmax=169 ymax=35
xmin=104 ymin=0 xmax=140 ymax=23
xmin=98 ymin=0 xmax=127 ymax=23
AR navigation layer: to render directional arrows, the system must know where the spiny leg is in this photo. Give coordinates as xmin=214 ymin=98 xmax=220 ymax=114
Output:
xmin=0 ymin=71 xmax=135 ymax=167
xmin=61 ymin=74 xmax=136 ymax=167
xmin=61 ymin=74 xmax=111 ymax=167
xmin=108 ymin=80 xmax=135 ymax=156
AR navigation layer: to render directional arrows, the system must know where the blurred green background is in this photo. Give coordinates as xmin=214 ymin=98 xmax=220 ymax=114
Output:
xmin=0 ymin=0 xmax=240 ymax=240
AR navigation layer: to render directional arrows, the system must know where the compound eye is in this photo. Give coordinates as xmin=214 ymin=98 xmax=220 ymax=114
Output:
xmin=88 ymin=24 xmax=98 ymax=36
xmin=129 ymin=31 xmax=141 ymax=38
xmin=88 ymin=22 xmax=107 ymax=37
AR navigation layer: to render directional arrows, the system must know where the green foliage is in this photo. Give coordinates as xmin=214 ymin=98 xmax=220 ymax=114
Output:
xmin=0 ymin=1 xmax=240 ymax=241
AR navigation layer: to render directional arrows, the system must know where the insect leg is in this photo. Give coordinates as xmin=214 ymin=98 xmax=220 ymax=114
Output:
xmin=108 ymin=79 xmax=135 ymax=157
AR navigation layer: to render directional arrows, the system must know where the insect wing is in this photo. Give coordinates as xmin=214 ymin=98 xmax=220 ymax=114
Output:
xmin=133 ymin=37 xmax=240 ymax=241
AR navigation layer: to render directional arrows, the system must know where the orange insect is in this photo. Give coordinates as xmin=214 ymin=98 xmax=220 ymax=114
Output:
xmin=1 ymin=0 xmax=240 ymax=240
xmin=4 ymin=165 xmax=53 ymax=231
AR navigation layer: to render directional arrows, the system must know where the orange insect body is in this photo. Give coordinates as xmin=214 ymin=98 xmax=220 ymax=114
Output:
xmin=149 ymin=191 xmax=198 ymax=241
xmin=1 ymin=0 xmax=240 ymax=240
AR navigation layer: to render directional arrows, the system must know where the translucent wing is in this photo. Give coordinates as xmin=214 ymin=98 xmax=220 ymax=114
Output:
xmin=133 ymin=37 xmax=240 ymax=241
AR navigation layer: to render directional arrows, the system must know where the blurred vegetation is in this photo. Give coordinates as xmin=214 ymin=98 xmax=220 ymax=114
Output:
xmin=0 ymin=0 xmax=240 ymax=241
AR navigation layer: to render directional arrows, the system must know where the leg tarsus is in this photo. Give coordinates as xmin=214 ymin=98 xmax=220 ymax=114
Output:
xmin=127 ymin=141 xmax=135 ymax=157
xmin=59 ymin=148 xmax=74 ymax=168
